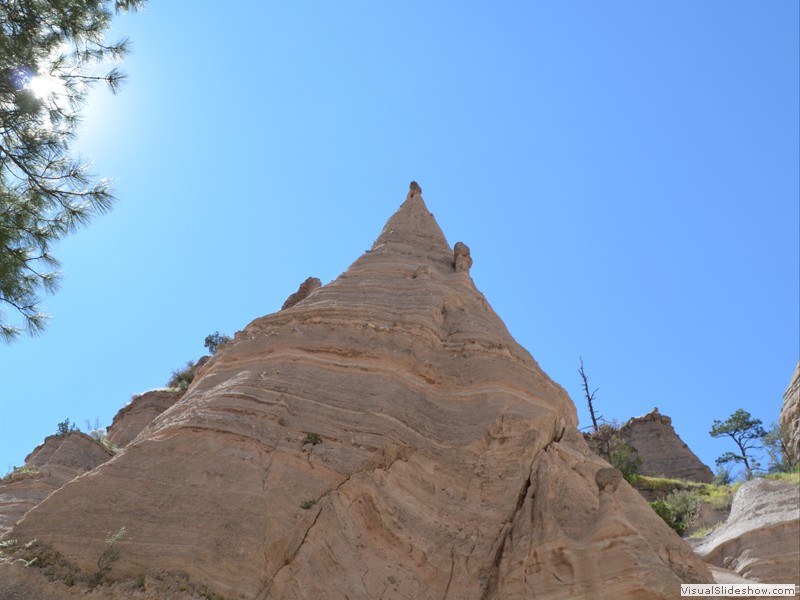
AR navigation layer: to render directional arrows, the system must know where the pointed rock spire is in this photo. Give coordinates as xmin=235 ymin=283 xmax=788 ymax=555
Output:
xmin=2 ymin=183 xmax=714 ymax=600
xmin=369 ymin=181 xmax=453 ymax=264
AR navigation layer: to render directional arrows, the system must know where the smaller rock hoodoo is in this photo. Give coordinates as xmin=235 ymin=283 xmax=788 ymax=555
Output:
xmin=454 ymin=241 xmax=472 ymax=273
xmin=281 ymin=276 xmax=322 ymax=310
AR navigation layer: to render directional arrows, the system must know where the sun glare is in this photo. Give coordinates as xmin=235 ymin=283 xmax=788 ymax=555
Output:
xmin=27 ymin=75 xmax=65 ymax=99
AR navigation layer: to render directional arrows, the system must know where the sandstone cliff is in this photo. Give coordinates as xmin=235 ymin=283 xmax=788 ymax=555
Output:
xmin=693 ymin=478 xmax=800 ymax=586
xmin=0 ymin=432 xmax=112 ymax=535
xmin=618 ymin=408 xmax=713 ymax=483
xmin=780 ymin=361 xmax=799 ymax=467
xmin=105 ymin=389 xmax=184 ymax=448
xmin=1 ymin=184 xmax=712 ymax=599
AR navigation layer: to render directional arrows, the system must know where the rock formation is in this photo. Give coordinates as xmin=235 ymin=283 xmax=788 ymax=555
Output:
xmin=105 ymin=389 xmax=184 ymax=448
xmin=618 ymin=408 xmax=714 ymax=483
xmin=1 ymin=183 xmax=713 ymax=599
xmin=0 ymin=432 xmax=112 ymax=535
xmin=693 ymin=478 xmax=800 ymax=585
xmin=280 ymin=276 xmax=322 ymax=310
xmin=453 ymin=241 xmax=473 ymax=272
xmin=780 ymin=361 xmax=799 ymax=467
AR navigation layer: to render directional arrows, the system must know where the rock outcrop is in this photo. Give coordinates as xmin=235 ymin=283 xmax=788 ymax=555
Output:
xmin=281 ymin=276 xmax=321 ymax=310
xmin=693 ymin=478 xmax=800 ymax=585
xmin=105 ymin=389 xmax=184 ymax=448
xmin=453 ymin=241 xmax=473 ymax=272
xmin=618 ymin=408 xmax=714 ymax=483
xmin=780 ymin=361 xmax=800 ymax=467
xmin=1 ymin=184 xmax=713 ymax=599
xmin=0 ymin=432 xmax=112 ymax=535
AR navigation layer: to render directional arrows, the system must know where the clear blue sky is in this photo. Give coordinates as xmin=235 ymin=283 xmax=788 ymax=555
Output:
xmin=2 ymin=2 xmax=798 ymax=477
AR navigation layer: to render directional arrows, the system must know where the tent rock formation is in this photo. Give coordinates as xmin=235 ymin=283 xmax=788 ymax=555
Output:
xmin=618 ymin=408 xmax=713 ymax=483
xmin=1 ymin=183 xmax=713 ymax=599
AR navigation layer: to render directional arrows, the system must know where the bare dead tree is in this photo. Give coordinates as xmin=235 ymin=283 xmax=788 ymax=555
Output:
xmin=579 ymin=357 xmax=601 ymax=433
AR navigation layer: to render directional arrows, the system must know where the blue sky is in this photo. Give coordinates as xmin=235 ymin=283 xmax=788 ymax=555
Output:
xmin=2 ymin=1 xmax=798 ymax=477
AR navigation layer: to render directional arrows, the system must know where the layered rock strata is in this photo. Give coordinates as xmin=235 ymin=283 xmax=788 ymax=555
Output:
xmin=618 ymin=408 xmax=714 ymax=483
xmin=2 ymin=184 xmax=712 ymax=599
xmin=105 ymin=389 xmax=184 ymax=448
xmin=281 ymin=276 xmax=322 ymax=310
xmin=0 ymin=432 xmax=112 ymax=535
xmin=693 ymin=478 xmax=800 ymax=585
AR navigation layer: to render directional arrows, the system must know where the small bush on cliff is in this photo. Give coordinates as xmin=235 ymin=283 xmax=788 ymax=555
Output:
xmin=650 ymin=489 xmax=701 ymax=535
xmin=712 ymin=465 xmax=733 ymax=486
xmin=83 ymin=418 xmax=120 ymax=454
xmin=610 ymin=440 xmax=643 ymax=482
xmin=303 ymin=433 xmax=322 ymax=445
xmin=762 ymin=421 xmax=797 ymax=473
xmin=85 ymin=417 xmax=107 ymax=442
xmin=203 ymin=331 xmax=231 ymax=355
xmin=584 ymin=422 xmax=643 ymax=482
xmin=167 ymin=361 xmax=197 ymax=391
xmin=3 ymin=463 xmax=39 ymax=481
xmin=56 ymin=418 xmax=78 ymax=437
xmin=89 ymin=527 xmax=126 ymax=588
xmin=6 ymin=538 xmax=79 ymax=585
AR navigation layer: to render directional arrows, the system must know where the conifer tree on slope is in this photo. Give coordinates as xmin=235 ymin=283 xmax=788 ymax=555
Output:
xmin=0 ymin=0 xmax=144 ymax=341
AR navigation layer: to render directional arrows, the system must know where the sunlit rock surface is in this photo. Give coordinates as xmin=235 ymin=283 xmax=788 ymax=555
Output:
xmin=105 ymin=389 xmax=184 ymax=448
xmin=0 ymin=432 xmax=111 ymax=535
xmin=619 ymin=408 xmax=714 ymax=483
xmin=693 ymin=478 xmax=800 ymax=586
xmin=1 ymin=184 xmax=712 ymax=599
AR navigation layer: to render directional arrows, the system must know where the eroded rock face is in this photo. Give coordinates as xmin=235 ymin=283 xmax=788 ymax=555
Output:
xmin=780 ymin=361 xmax=800 ymax=467
xmin=0 ymin=432 xmax=111 ymax=535
xmin=2 ymin=184 xmax=712 ymax=598
xmin=281 ymin=276 xmax=321 ymax=310
xmin=105 ymin=389 xmax=184 ymax=448
xmin=618 ymin=408 xmax=714 ymax=483
xmin=693 ymin=478 xmax=800 ymax=585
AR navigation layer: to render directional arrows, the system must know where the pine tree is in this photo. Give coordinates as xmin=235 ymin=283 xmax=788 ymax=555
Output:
xmin=0 ymin=0 xmax=144 ymax=341
xmin=710 ymin=408 xmax=766 ymax=480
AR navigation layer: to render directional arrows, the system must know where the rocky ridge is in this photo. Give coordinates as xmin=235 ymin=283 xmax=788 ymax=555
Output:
xmin=618 ymin=408 xmax=713 ymax=483
xmin=105 ymin=389 xmax=184 ymax=448
xmin=2 ymin=184 xmax=713 ymax=599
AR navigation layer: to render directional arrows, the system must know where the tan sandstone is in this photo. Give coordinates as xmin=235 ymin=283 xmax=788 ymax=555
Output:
xmin=0 ymin=432 xmax=112 ymax=535
xmin=619 ymin=408 xmax=713 ymax=483
xmin=1 ymin=184 xmax=713 ymax=599
xmin=780 ymin=361 xmax=800 ymax=467
xmin=693 ymin=477 xmax=800 ymax=585
xmin=280 ymin=276 xmax=322 ymax=310
xmin=105 ymin=389 xmax=184 ymax=448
